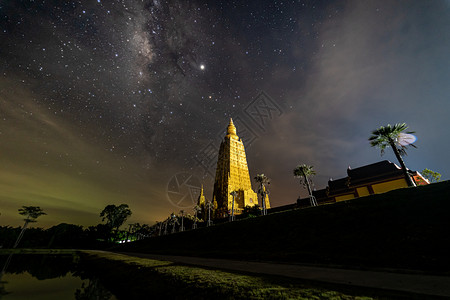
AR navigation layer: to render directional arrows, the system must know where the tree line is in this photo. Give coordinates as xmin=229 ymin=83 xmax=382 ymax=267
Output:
xmin=0 ymin=204 xmax=154 ymax=249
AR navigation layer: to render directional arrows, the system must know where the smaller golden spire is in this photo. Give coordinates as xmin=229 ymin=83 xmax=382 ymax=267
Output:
xmin=227 ymin=118 xmax=237 ymax=136
xmin=197 ymin=185 xmax=205 ymax=206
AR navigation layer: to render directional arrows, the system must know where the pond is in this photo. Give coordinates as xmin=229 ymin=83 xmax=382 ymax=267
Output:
xmin=0 ymin=254 xmax=117 ymax=300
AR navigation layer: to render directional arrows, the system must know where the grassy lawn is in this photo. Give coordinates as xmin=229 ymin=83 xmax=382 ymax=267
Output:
xmin=80 ymin=250 xmax=384 ymax=299
xmin=116 ymin=181 xmax=450 ymax=273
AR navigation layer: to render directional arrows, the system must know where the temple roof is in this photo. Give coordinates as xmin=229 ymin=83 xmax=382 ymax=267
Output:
xmin=297 ymin=160 xmax=426 ymax=205
xmin=327 ymin=177 xmax=350 ymax=195
xmin=347 ymin=160 xmax=405 ymax=186
xmin=312 ymin=188 xmax=328 ymax=199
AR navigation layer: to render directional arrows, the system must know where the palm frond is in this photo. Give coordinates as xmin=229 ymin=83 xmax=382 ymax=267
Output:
xmin=398 ymin=147 xmax=407 ymax=156
xmin=293 ymin=164 xmax=315 ymax=177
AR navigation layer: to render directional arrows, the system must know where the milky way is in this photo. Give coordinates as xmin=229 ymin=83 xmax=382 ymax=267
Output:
xmin=1 ymin=0 xmax=449 ymax=227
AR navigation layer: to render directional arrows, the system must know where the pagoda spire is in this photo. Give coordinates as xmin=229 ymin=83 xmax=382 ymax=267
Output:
xmin=227 ymin=118 xmax=237 ymax=136
xmin=197 ymin=185 xmax=206 ymax=207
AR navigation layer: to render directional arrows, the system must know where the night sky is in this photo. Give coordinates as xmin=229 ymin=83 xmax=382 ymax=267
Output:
xmin=1 ymin=0 xmax=449 ymax=228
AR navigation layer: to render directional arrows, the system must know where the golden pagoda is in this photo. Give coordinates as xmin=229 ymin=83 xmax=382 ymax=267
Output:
xmin=212 ymin=118 xmax=267 ymax=216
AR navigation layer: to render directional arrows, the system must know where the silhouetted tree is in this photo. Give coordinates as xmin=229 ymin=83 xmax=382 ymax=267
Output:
xmin=254 ymin=174 xmax=270 ymax=215
xmin=192 ymin=205 xmax=201 ymax=229
xmin=206 ymin=200 xmax=214 ymax=227
xmin=99 ymin=204 xmax=132 ymax=242
xmin=169 ymin=213 xmax=179 ymax=233
xmin=13 ymin=206 xmax=46 ymax=248
xmin=135 ymin=224 xmax=152 ymax=240
xmin=163 ymin=218 xmax=169 ymax=235
xmin=46 ymin=223 xmax=85 ymax=248
xmin=421 ymin=168 xmax=441 ymax=183
xmin=242 ymin=205 xmax=261 ymax=218
xmin=293 ymin=164 xmax=317 ymax=206
xmin=86 ymin=224 xmax=112 ymax=245
xmin=75 ymin=278 xmax=113 ymax=300
xmin=179 ymin=210 xmax=185 ymax=232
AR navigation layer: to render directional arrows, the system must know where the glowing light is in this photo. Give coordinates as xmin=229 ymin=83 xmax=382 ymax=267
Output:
xmin=397 ymin=133 xmax=417 ymax=146
xmin=200 ymin=64 xmax=205 ymax=70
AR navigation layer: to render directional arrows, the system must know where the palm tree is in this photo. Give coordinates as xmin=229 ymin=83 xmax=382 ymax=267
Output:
xmin=163 ymin=219 xmax=169 ymax=235
xmin=229 ymin=191 xmax=238 ymax=221
xmin=127 ymin=223 xmax=150 ymax=241
xmin=192 ymin=205 xmax=201 ymax=229
xmin=13 ymin=206 xmax=46 ymax=248
xmin=206 ymin=200 xmax=214 ymax=227
xmin=293 ymin=164 xmax=317 ymax=206
xmin=157 ymin=222 xmax=162 ymax=236
xmin=254 ymin=174 xmax=270 ymax=215
xmin=169 ymin=213 xmax=179 ymax=233
xmin=2 ymin=206 xmax=46 ymax=280
xmin=135 ymin=224 xmax=152 ymax=240
xmin=369 ymin=123 xmax=416 ymax=187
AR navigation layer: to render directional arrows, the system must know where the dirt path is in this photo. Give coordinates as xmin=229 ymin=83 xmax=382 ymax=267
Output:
xmin=117 ymin=252 xmax=450 ymax=298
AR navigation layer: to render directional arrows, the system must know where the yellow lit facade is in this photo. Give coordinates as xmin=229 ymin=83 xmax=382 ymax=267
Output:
xmin=197 ymin=185 xmax=206 ymax=219
xmin=298 ymin=160 xmax=429 ymax=206
xmin=197 ymin=185 xmax=206 ymax=206
xmin=370 ymin=179 xmax=407 ymax=195
xmin=212 ymin=119 xmax=265 ymax=216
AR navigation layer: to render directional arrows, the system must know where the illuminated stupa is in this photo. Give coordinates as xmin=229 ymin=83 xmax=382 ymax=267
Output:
xmin=197 ymin=185 xmax=206 ymax=220
xmin=212 ymin=119 xmax=268 ymax=216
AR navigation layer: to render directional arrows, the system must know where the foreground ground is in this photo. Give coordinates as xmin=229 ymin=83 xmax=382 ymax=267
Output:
xmin=118 ymin=251 xmax=450 ymax=298
xmin=82 ymin=250 xmax=441 ymax=299
xmin=2 ymin=250 xmax=448 ymax=299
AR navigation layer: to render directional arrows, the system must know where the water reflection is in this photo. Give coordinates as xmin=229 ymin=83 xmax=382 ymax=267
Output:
xmin=0 ymin=254 xmax=116 ymax=300
xmin=75 ymin=278 xmax=114 ymax=300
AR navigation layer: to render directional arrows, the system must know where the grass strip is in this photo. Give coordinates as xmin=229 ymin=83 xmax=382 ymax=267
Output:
xmin=80 ymin=250 xmax=421 ymax=299
xmin=0 ymin=248 xmax=77 ymax=255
